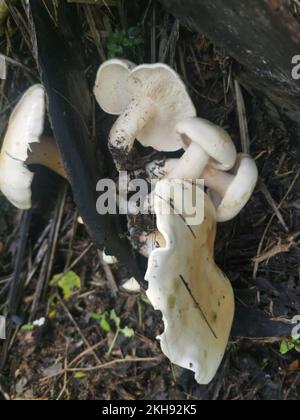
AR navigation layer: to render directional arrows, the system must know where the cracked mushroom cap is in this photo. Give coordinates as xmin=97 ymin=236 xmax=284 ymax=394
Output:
xmin=0 ymin=84 xmax=46 ymax=209
xmin=145 ymin=179 xmax=235 ymax=384
xmin=94 ymin=61 xmax=196 ymax=152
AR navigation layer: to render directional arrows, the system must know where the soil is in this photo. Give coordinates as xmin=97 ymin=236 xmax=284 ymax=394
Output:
xmin=0 ymin=0 xmax=299 ymax=400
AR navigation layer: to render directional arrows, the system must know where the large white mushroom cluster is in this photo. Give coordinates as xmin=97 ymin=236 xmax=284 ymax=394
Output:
xmin=0 ymin=60 xmax=258 ymax=385
xmin=94 ymin=59 xmax=258 ymax=385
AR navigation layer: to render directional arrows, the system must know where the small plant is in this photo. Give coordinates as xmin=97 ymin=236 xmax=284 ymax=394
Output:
xmin=21 ymin=323 xmax=34 ymax=332
xmin=73 ymin=372 xmax=87 ymax=380
xmin=106 ymin=27 xmax=143 ymax=58
xmin=280 ymin=337 xmax=300 ymax=355
xmin=21 ymin=318 xmax=46 ymax=332
xmin=89 ymin=309 xmax=134 ymax=355
xmin=89 ymin=311 xmax=111 ymax=333
xmin=50 ymin=271 xmax=81 ymax=301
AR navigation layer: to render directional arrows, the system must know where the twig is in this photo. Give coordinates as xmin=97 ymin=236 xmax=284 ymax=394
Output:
xmin=64 ymin=209 xmax=79 ymax=270
xmin=57 ymin=294 xmax=101 ymax=364
xmin=235 ymin=79 xmax=250 ymax=154
xmin=56 ymin=350 xmax=69 ymax=400
xmin=25 ymin=239 xmax=49 ymax=287
xmin=98 ymin=250 xmax=118 ymax=298
xmin=84 ymin=6 xmax=106 ymax=61
xmin=212 ymin=353 xmax=230 ymax=400
xmin=259 ymin=179 xmax=289 ymax=232
xmin=66 ymin=356 xmax=162 ymax=372
xmin=65 ymin=243 xmax=93 ymax=273
xmin=150 ymin=5 xmax=156 ymax=63
xmin=0 ymin=382 xmax=10 ymax=400
xmin=8 ymin=210 xmax=32 ymax=316
xmin=253 ymin=170 xmax=300 ymax=278
xmin=68 ymin=339 xmax=107 ymax=368
xmin=45 ymin=184 xmax=68 ymax=284
xmin=30 ymin=184 xmax=67 ymax=320
xmin=0 ymin=53 xmax=35 ymax=76
xmin=253 ymin=239 xmax=295 ymax=264
xmin=284 ymin=373 xmax=300 ymax=400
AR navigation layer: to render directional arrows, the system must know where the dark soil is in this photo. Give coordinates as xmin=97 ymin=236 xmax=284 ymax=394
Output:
xmin=0 ymin=0 xmax=299 ymax=400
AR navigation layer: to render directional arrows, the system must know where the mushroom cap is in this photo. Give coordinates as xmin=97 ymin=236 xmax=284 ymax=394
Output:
xmin=94 ymin=61 xmax=196 ymax=152
xmin=122 ymin=277 xmax=141 ymax=293
xmin=145 ymin=179 xmax=235 ymax=384
xmin=102 ymin=251 xmax=118 ymax=265
xmin=0 ymin=84 xmax=46 ymax=209
xmin=211 ymin=153 xmax=258 ymax=222
xmin=94 ymin=59 xmax=136 ymax=115
xmin=176 ymin=117 xmax=237 ymax=171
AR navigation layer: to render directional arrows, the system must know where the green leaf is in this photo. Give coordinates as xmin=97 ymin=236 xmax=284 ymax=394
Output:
xmin=89 ymin=312 xmax=111 ymax=332
xmin=91 ymin=309 xmax=134 ymax=347
xmin=108 ymin=45 xmax=123 ymax=58
xmin=110 ymin=309 xmax=120 ymax=328
xmin=280 ymin=340 xmax=295 ymax=355
xmin=73 ymin=372 xmax=86 ymax=379
xmin=123 ymin=38 xmax=133 ymax=47
xmin=21 ymin=323 xmax=34 ymax=332
xmin=89 ymin=312 xmax=102 ymax=322
xmin=121 ymin=326 xmax=135 ymax=338
xmin=100 ymin=317 xmax=111 ymax=333
xmin=50 ymin=271 xmax=81 ymax=301
xmin=106 ymin=27 xmax=143 ymax=58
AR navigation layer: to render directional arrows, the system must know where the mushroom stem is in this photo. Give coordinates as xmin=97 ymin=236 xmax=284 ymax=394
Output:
xmin=26 ymin=136 xmax=66 ymax=178
xmin=202 ymin=166 xmax=233 ymax=196
xmin=109 ymin=97 xmax=156 ymax=162
xmin=170 ymin=118 xmax=237 ymax=181
xmin=167 ymin=142 xmax=209 ymax=179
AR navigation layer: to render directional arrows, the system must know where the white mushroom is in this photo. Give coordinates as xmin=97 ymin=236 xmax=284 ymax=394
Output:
xmin=94 ymin=61 xmax=196 ymax=166
xmin=94 ymin=59 xmax=136 ymax=115
xmin=145 ymin=178 xmax=235 ymax=384
xmin=145 ymin=153 xmax=257 ymax=223
xmin=168 ymin=117 xmax=237 ymax=179
xmin=0 ymin=85 xmax=65 ymax=209
xmin=102 ymin=251 xmax=118 ymax=265
xmin=134 ymin=151 xmax=256 ymax=258
xmin=121 ymin=277 xmax=141 ymax=293
xmin=203 ymin=154 xmax=258 ymax=222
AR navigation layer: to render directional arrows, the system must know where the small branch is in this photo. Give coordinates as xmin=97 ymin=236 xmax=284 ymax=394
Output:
xmin=66 ymin=356 xmax=162 ymax=373
xmin=179 ymin=274 xmax=218 ymax=339
xmin=57 ymin=294 xmax=101 ymax=365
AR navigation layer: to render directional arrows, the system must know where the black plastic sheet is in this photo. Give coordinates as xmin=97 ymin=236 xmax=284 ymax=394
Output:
xmin=26 ymin=0 xmax=141 ymax=280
